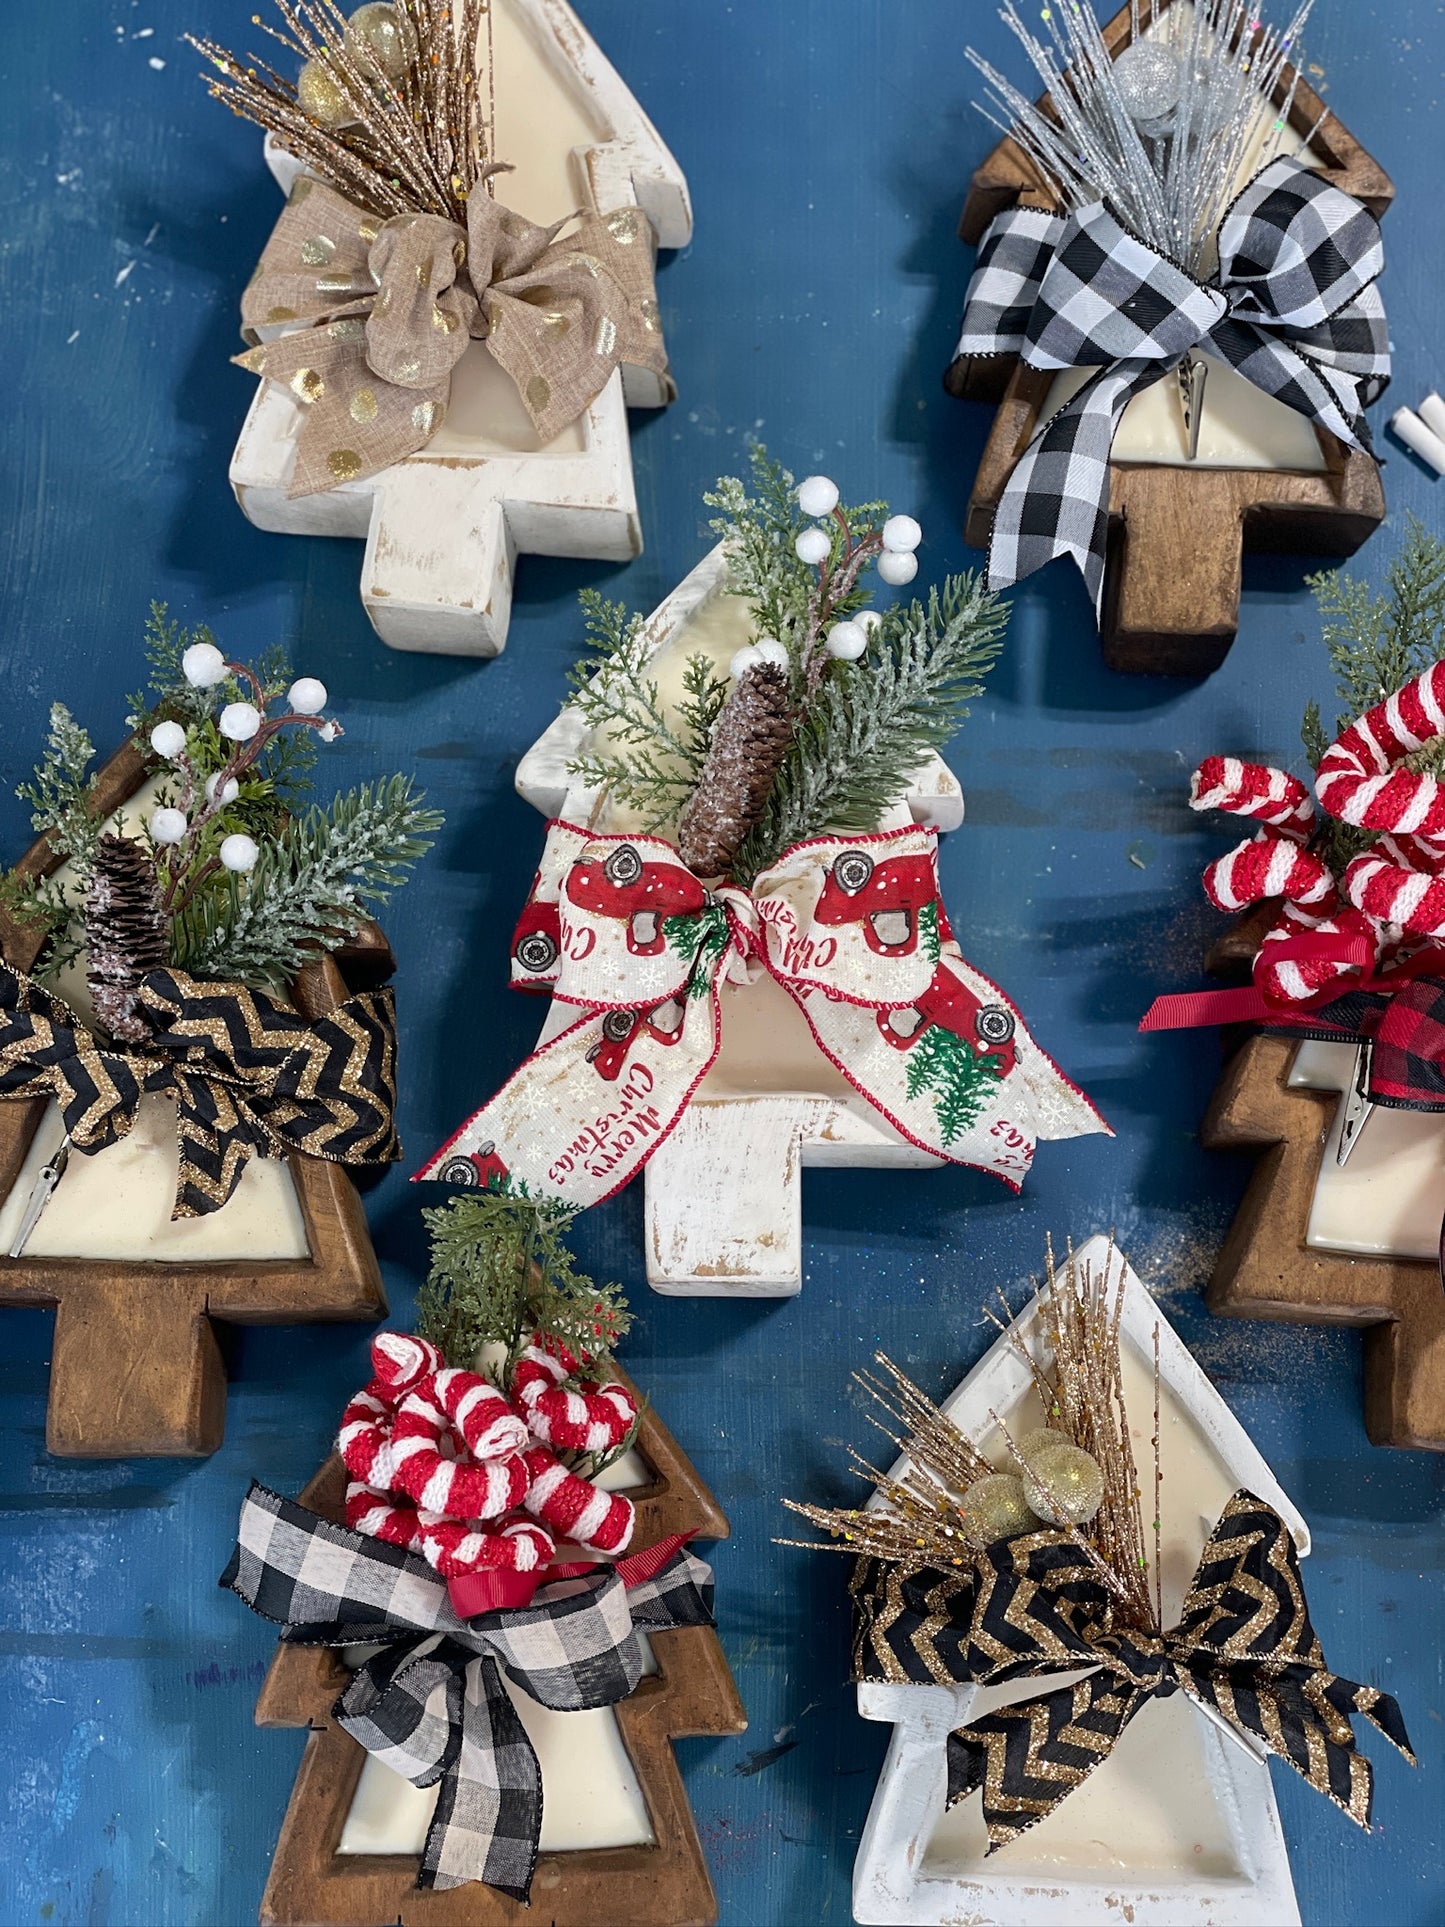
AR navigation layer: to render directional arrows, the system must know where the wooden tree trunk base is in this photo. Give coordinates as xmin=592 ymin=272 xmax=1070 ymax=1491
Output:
xmin=1202 ymin=1032 xmax=1445 ymax=1450
xmin=249 ymin=1379 xmax=745 ymax=1927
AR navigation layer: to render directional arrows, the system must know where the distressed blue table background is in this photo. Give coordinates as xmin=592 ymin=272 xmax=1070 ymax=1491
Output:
xmin=2 ymin=2 xmax=1443 ymax=1922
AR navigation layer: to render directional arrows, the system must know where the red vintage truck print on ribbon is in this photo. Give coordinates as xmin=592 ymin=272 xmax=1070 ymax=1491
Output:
xmin=417 ymin=822 xmax=1107 ymax=1207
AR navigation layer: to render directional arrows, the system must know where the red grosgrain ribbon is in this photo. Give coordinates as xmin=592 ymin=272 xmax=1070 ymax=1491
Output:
xmin=417 ymin=820 xmax=1107 ymax=1206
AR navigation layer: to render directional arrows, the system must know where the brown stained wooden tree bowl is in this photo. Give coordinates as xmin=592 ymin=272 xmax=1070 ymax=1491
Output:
xmin=945 ymin=0 xmax=1395 ymax=677
xmin=251 ymin=1381 xmax=747 ymax=1927
xmin=1201 ymin=1032 xmax=1445 ymax=1450
xmin=0 ymin=739 xmax=390 ymax=1458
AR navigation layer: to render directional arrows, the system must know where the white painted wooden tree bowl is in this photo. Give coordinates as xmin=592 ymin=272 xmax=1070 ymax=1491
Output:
xmin=513 ymin=542 xmax=965 ymax=1299
xmin=851 ymin=1234 xmax=1308 ymax=1927
xmin=231 ymin=0 xmax=692 ymax=656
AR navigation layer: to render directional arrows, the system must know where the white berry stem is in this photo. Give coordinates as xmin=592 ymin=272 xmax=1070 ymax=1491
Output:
xmin=800 ymin=505 xmax=884 ymax=698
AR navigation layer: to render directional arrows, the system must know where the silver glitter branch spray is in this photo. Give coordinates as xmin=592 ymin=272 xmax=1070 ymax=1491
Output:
xmin=968 ymin=0 xmax=1322 ymax=274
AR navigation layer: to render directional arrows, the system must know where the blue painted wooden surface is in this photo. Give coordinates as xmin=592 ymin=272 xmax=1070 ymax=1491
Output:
xmin=2 ymin=3 xmax=1444 ymax=1921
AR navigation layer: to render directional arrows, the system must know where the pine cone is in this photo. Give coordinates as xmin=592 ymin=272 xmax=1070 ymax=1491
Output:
xmin=85 ymin=834 xmax=168 ymax=1043
xmin=676 ymin=663 xmax=795 ymax=878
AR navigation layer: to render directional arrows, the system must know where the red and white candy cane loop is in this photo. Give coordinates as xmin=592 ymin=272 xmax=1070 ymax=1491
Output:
xmin=419 ymin=1515 xmax=554 ymax=1580
xmin=389 ymin=1387 xmax=530 ymax=1521
xmin=1191 ymin=758 xmax=1316 ymax=841
xmin=344 ymin=1479 xmax=427 ymax=1554
xmin=431 ymin=1366 xmax=531 ymax=1461
xmin=369 ymin=1331 xmax=445 ymax=1399
xmin=338 ymin=1385 xmax=397 ymax=1490
xmin=1254 ymin=901 xmax=1378 ymax=1006
xmin=1202 ymin=832 xmax=1337 ymax=915
xmin=523 ymin=1445 xmax=635 ymax=1554
xmin=1343 ymin=851 xmax=1445 ymax=940
xmin=511 ymin=1346 xmax=639 ymax=1455
xmin=1316 ymin=661 xmax=1445 ymax=839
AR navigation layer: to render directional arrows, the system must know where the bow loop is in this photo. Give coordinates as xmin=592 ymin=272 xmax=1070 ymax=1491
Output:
xmin=1025 ymin=205 xmax=1225 ymax=370
xmin=423 ymin=820 xmax=1107 ymax=1205
xmin=1216 ymin=158 xmax=1385 ymax=334
xmin=364 ymin=211 xmax=477 ymax=390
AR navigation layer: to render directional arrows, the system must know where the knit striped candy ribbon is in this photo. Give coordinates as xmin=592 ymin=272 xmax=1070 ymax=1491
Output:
xmin=338 ymin=1330 xmax=639 ymax=1612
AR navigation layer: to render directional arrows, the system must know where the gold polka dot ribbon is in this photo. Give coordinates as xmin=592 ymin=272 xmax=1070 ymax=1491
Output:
xmin=238 ymin=175 xmax=672 ymax=495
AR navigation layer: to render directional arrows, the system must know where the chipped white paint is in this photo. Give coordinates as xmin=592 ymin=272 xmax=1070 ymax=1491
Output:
xmin=231 ymin=0 xmax=692 ymax=656
xmin=852 ymin=1234 xmax=1306 ymax=1927
xmin=515 ymin=542 xmax=963 ymax=1298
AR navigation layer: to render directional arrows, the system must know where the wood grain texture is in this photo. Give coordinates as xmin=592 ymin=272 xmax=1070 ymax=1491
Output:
xmin=946 ymin=0 xmax=1393 ymax=673
xmin=251 ymin=1379 xmax=745 ymax=1927
xmin=1201 ymin=1032 xmax=1445 ymax=1450
xmin=0 ymin=740 xmax=388 ymax=1457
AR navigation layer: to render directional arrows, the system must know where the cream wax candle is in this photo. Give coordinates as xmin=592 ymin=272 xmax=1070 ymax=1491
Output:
xmin=1289 ymin=1039 xmax=1445 ymax=1260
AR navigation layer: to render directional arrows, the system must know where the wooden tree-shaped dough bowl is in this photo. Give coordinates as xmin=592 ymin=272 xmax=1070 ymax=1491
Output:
xmin=0 ymin=739 xmax=388 ymax=1458
xmin=233 ymin=0 xmax=692 ymax=657
xmin=251 ymin=1377 xmax=746 ymax=1927
xmin=1203 ymin=1032 xmax=1445 ymax=1450
xmin=514 ymin=543 xmax=966 ymax=1298
xmin=852 ymin=1234 xmax=1310 ymax=1926
xmin=948 ymin=0 xmax=1394 ymax=676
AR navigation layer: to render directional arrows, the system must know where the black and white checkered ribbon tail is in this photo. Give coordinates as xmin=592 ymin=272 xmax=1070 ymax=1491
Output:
xmin=222 ymin=1484 xmax=714 ymax=1900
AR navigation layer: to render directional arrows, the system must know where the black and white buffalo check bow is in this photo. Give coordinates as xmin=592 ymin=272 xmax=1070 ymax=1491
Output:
xmin=951 ymin=157 xmax=1390 ymax=612
xmin=222 ymin=1483 xmax=715 ymax=1899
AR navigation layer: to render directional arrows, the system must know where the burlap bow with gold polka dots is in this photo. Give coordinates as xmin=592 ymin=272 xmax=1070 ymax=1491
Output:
xmin=237 ymin=173 xmax=670 ymax=496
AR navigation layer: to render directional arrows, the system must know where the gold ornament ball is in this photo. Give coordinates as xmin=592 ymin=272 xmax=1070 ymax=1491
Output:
xmin=1021 ymin=1441 xmax=1106 ymax=1528
xmin=1014 ymin=1426 xmax=1066 ymax=1462
xmin=297 ymin=57 xmax=354 ymax=128
xmin=345 ymin=4 xmax=415 ymax=82
xmin=962 ymin=1473 xmax=1040 ymax=1544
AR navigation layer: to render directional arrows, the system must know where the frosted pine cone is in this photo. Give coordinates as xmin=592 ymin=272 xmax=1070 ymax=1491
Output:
xmin=677 ymin=663 xmax=794 ymax=877
xmin=85 ymin=834 xmax=168 ymax=1043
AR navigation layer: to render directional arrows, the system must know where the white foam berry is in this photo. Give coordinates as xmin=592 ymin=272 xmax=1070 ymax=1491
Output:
xmin=795 ymin=527 xmax=831 ymax=566
xmin=881 ymin=514 xmax=922 ymax=554
xmin=877 ymin=550 xmax=919 ymax=586
xmin=753 ymin=638 xmax=790 ymax=670
xmin=288 ymin=677 xmax=328 ymax=715
xmin=729 ymin=644 xmax=764 ymax=678
xmin=149 ymin=807 xmax=188 ymax=845
xmin=206 ymin=773 xmax=241 ymax=806
xmin=796 ymin=475 xmax=839 ymax=518
xmin=182 ymin=642 xmax=228 ymax=689
xmin=825 ymin=620 xmax=868 ymax=660
xmin=149 ymin=720 xmax=188 ymax=761
xmin=858 ymin=609 xmax=883 ymax=635
xmin=220 ymin=833 xmax=259 ymax=874
xmin=219 ymin=702 xmax=262 ymax=742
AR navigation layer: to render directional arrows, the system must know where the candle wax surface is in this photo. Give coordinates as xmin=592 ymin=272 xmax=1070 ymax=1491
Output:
xmin=923 ymin=1329 xmax=1248 ymax=1879
xmin=1290 ymin=1039 xmax=1445 ymax=1261
xmin=337 ymin=1450 xmax=659 ymax=1857
xmin=0 ymin=775 xmax=309 ymax=1261
xmin=418 ymin=0 xmax=602 ymax=463
xmin=1039 ymin=4 xmax=1327 ymax=473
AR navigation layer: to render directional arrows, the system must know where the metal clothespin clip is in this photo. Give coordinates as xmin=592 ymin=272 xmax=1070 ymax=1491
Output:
xmin=8 ymin=1135 xmax=71 ymax=1258
xmin=1335 ymin=1040 xmax=1374 ymax=1168
xmin=1177 ymin=352 xmax=1208 ymax=463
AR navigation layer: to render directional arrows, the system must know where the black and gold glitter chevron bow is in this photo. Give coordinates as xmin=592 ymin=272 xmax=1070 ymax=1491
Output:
xmin=0 ymin=961 xmax=398 ymax=1218
xmin=852 ymin=1490 xmax=1413 ymax=1852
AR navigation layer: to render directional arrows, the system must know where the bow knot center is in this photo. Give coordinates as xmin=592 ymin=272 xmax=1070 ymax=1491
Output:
xmin=365 ymin=211 xmax=477 ymax=389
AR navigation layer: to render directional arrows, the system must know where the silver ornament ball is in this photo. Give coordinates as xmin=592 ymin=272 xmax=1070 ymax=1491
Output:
xmin=1113 ymin=39 xmax=1183 ymax=137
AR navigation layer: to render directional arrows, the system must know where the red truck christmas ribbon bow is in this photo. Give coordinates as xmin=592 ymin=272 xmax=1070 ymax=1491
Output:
xmin=417 ymin=822 xmax=1107 ymax=1206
